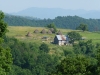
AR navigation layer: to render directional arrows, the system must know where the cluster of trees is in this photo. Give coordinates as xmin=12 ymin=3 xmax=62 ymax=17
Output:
xmin=2 ymin=36 xmax=60 ymax=75
xmin=50 ymin=40 xmax=100 ymax=75
xmin=4 ymin=14 xmax=100 ymax=31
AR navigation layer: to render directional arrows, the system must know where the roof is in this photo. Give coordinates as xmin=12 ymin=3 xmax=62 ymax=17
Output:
xmin=56 ymin=35 xmax=66 ymax=40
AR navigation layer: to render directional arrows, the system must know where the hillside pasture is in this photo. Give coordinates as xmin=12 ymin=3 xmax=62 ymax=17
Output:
xmin=6 ymin=26 xmax=100 ymax=44
xmin=7 ymin=26 xmax=55 ymax=43
xmin=78 ymin=31 xmax=100 ymax=44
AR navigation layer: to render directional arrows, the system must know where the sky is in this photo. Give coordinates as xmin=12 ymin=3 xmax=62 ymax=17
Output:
xmin=0 ymin=0 xmax=100 ymax=13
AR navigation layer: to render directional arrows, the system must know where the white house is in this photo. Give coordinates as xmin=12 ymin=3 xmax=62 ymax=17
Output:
xmin=54 ymin=35 xmax=69 ymax=45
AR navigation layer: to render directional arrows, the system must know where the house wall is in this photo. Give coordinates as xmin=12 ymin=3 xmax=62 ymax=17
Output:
xmin=58 ymin=41 xmax=62 ymax=45
xmin=57 ymin=40 xmax=67 ymax=45
xmin=54 ymin=36 xmax=59 ymax=44
xmin=61 ymin=41 xmax=66 ymax=45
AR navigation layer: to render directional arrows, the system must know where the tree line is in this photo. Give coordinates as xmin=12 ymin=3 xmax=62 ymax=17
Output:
xmin=4 ymin=14 xmax=100 ymax=31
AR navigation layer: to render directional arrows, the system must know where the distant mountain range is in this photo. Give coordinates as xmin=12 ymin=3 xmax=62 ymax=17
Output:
xmin=10 ymin=7 xmax=100 ymax=19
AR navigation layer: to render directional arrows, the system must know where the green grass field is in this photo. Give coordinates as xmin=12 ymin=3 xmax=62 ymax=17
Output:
xmin=6 ymin=26 xmax=100 ymax=44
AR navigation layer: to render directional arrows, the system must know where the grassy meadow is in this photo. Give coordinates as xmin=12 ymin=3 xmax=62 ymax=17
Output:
xmin=5 ymin=26 xmax=100 ymax=56
xmin=6 ymin=26 xmax=100 ymax=44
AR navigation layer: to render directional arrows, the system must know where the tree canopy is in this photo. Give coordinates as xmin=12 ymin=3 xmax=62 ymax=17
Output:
xmin=76 ymin=23 xmax=88 ymax=31
xmin=46 ymin=23 xmax=57 ymax=33
xmin=67 ymin=31 xmax=82 ymax=44
xmin=50 ymin=55 xmax=92 ymax=75
xmin=73 ymin=40 xmax=95 ymax=56
xmin=39 ymin=43 xmax=50 ymax=53
xmin=0 ymin=11 xmax=12 ymax=75
xmin=0 ymin=11 xmax=8 ymax=37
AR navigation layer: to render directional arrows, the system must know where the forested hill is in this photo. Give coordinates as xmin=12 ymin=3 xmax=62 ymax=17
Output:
xmin=4 ymin=14 xmax=100 ymax=31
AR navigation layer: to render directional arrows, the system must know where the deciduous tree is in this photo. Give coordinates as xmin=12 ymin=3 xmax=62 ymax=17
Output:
xmin=76 ymin=23 xmax=88 ymax=32
xmin=50 ymin=55 xmax=91 ymax=75
xmin=0 ymin=11 xmax=12 ymax=75
xmin=67 ymin=31 xmax=82 ymax=44
xmin=46 ymin=23 xmax=57 ymax=33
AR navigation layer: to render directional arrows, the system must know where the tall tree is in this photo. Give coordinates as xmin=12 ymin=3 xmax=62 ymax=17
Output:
xmin=46 ymin=23 xmax=57 ymax=33
xmin=0 ymin=11 xmax=12 ymax=75
xmin=76 ymin=23 xmax=88 ymax=32
xmin=67 ymin=31 xmax=82 ymax=44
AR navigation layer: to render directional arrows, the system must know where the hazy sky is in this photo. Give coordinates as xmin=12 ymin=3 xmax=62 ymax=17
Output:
xmin=0 ymin=0 xmax=100 ymax=13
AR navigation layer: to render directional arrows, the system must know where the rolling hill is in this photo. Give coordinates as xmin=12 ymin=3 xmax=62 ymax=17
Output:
xmin=11 ymin=7 xmax=100 ymax=19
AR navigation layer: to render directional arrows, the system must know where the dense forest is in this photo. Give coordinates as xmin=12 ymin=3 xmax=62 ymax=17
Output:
xmin=2 ymin=37 xmax=59 ymax=75
xmin=4 ymin=14 xmax=100 ymax=31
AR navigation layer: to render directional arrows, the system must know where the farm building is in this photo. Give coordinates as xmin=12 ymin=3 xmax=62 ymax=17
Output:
xmin=54 ymin=35 xmax=69 ymax=45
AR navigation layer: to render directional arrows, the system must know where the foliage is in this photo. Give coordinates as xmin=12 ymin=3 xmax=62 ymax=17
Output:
xmin=39 ymin=43 xmax=50 ymax=53
xmin=76 ymin=23 xmax=88 ymax=31
xmin=50 ymin=55 xmax=92 ymax=75
xmin=7 ymin=65 xmax=33 ymax=75
xmin=2 ymin=36 xmax=59 ymax=75
xmin=0 ymin=47 xmax=12 ymax=75
xmin=50 ymin=40 xmax=100 ymax=75
xmin=4 ymin=15 xmax=100 ymax=31
xmin=0 ymin=11 xmax=8 ymax=37
xmin=67 ymin=31 xmax=82 ymax=44
xmin=73 ymin=40 xmax=96 ymax=56
xmin=46 ymin=23 xmax=57 ymax=33
xmin=96 ymin=44 xmax=100 ymax=74
xmin=0 ymin=11 xmax=12 ymax=75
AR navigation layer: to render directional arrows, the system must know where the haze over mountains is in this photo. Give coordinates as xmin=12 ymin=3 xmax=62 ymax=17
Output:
xmin=11 ymin=7 xmax=100 ymax=19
